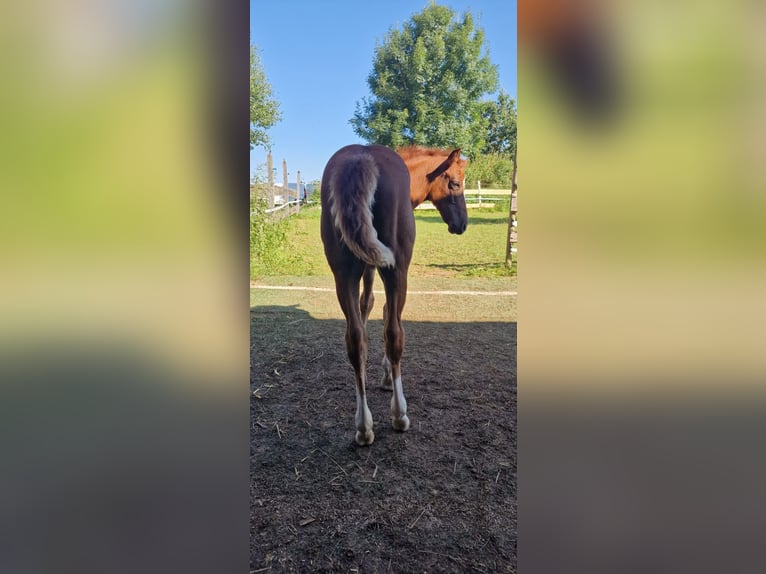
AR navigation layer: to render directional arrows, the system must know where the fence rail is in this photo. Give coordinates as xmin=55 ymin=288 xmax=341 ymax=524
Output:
xmin=415 ymin=189 xmax=516 ymax=210
xmin=264 ymin=199 xmax=303 ymax=214
xmin=464 ymin=188 xmax=514 ymax=196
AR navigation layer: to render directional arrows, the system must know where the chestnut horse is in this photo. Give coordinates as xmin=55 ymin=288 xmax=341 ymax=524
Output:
xmin=320 ymin=144 xmax=468 ymax=445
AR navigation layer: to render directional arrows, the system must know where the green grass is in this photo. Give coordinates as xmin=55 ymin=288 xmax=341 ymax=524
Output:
xmin=250 ymin=203 xmax=514 ymax=279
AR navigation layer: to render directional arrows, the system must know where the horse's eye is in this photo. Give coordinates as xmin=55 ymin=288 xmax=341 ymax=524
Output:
xmin=448 ymin=180 xmax=460 ymax=191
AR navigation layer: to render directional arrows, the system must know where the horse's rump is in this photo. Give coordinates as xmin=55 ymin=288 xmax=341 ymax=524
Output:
xmin=322 ymin=145 xmax=410 ymax=268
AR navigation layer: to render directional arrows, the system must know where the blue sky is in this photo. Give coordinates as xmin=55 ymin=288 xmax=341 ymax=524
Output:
xmin=250 ymin=1 xmax=517 ymax=183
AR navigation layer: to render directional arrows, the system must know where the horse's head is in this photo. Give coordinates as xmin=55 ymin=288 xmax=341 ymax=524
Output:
xmin=426 ymin=149 xmax=468 ymax=235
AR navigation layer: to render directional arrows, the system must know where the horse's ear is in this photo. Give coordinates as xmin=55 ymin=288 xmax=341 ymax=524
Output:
xmin=426 ymin=149 xmax=462 ymax=182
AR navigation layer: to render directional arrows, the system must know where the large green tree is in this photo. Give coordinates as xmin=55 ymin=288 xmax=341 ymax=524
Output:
xmin=350 ymin=3 xmax=498 ymax=157
xmin=482 ymin=90 xmax=517 ymax=160
xmin=250 ymin=45 xmax=281 ymax=150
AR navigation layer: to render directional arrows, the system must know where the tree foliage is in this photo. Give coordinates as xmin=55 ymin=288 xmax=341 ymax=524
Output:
xmin=482 ymin=90 xmax=517 ymax=160
xmin=464 ymin=153 xmax=515 ymax=188
xmin=250 ymin=45 xmax=281 ymax=150
xmin=350 ymin=3 xmax=498 ymax=157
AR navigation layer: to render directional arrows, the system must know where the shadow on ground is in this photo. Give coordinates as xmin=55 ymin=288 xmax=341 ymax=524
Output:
xmin=251 ymin=304 xmax=517 ymax=573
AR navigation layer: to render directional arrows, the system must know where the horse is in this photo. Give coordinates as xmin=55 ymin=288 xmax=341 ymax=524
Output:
xmin=320 ymin=144 xmax=468 ymax=445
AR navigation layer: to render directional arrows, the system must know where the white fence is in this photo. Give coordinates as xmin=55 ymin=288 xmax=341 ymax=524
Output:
xmin=414 ymin=188 xmax=514 ymax=210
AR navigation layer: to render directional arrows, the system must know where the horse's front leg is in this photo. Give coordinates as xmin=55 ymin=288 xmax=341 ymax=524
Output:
xmin=360 ymin=264 xmax=375 ymax=326
xmin=381 ymin=355 xmax=394 ymax=391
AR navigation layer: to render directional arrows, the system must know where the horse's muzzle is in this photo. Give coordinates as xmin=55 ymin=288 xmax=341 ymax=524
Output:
xmin=448 ymin=222 xmax=467 ymax=234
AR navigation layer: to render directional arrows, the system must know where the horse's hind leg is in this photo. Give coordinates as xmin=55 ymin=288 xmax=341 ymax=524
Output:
xmin=381 ymin=307 xmax=394 ymax=391
xmin=334 ymin=268 xmax=375 ymax=446
xmin=380 ymin=268 xmax=410 ymax=432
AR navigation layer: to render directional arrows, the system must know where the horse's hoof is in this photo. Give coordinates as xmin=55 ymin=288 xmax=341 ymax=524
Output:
xmin=355 ymin=429 xmax=375 ymax=446
xmin=391 ymin=415 xmax=410 ymax=432
xmin=381 ymin=373 xmax=393 ymax=391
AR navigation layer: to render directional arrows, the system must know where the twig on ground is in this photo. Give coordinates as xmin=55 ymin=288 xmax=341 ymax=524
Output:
xmin=300 ymin=450 xmax=316 ymax=463
xmin=408 ymin=507 xmax=427 ymax=530
xmin=274 ymin=421 xmax=282 ymax=439
xmin=318 ymin=448 xmax=347 ymax=475
xmin=372 ymin=465 xmax=378 ymax=479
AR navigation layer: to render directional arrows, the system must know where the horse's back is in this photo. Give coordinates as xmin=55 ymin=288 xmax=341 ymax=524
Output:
xmin=322 ymin=144 xmax=409 ymax=194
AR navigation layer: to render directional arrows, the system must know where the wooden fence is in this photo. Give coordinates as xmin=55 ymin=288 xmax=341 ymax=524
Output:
xmin=250 ymin=153 xmax=308 ymax=220
xmin=414 ymin=188 xmax=514 ymax=210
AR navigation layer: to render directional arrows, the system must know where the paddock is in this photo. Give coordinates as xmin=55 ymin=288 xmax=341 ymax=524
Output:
xmin=250 ymin=275 xmax=517 ymax=572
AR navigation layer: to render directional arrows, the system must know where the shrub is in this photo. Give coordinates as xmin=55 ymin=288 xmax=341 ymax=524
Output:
xmin=250 ymin=196 xmax=293 ymax=277
xmin=465 ymin=154 xmax=514 ymax=188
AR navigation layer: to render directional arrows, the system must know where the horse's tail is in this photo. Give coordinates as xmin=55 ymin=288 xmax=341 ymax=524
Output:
xmin=328 ymin=151 xmax=395 ymax=268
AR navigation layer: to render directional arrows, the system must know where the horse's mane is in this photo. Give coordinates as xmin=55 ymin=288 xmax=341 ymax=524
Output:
xmin=396 ymin=146 xmax=454 ymax=159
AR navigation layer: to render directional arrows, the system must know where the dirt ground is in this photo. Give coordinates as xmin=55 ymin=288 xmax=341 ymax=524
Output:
xmin=251 ymin=289 xmax=516 ymax=573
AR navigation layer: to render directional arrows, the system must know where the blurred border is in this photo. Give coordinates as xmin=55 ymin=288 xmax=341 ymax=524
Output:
xmin=0 ymin=1 xmax=250 ymax=572
xmin=519 ymin=1 xmax=766 ymax=572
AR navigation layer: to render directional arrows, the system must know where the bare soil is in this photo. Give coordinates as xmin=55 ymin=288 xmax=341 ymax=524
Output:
xmin=251 ymin=299 xmax=517 ymax=573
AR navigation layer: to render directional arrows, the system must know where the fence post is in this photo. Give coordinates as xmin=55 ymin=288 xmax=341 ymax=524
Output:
xmin=477 ymin=180 xmax=482 ymax=208
xmin=267 ymin=152 xmax=274 ymax=209
xmin=295 ymin=170 xmax=302 ymax=214
xmin=505 ymin=163 xmax=518 ymax=268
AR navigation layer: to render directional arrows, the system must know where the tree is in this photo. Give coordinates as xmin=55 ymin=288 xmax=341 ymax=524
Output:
xmin=250 ymin=45 xmax=281 ymax=150
xmin=350 ymin=3 xmax=498 ymax=157
xmin=482 ymin=90 xmax=517 ymax=159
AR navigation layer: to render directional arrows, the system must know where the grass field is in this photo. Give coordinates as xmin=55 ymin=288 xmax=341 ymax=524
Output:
xmin=250 ymin=203 xmax=514 ymax=279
